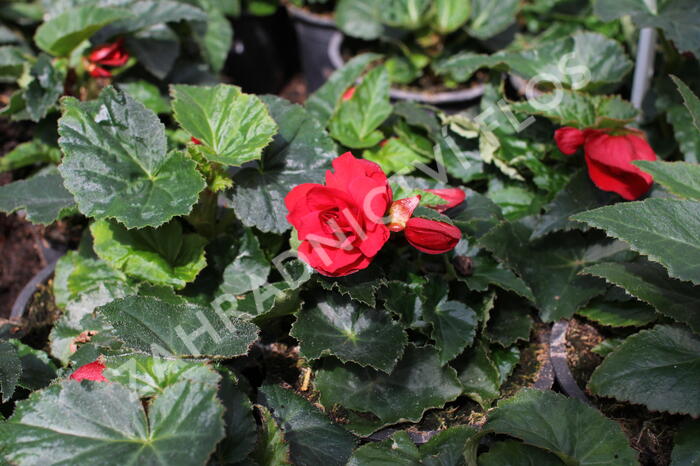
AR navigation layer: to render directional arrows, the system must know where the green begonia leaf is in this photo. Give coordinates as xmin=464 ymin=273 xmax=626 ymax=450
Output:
xmin=577 ymin=298 xmax=657 ymax=328
xmin=306 ymin=53 xmax=380 ymax=125
xmin=335 ymin=0 xmax=383 ymax=40
xmin=0 ymin=379 xmax=225 ymax=465
xmin=671 ymin=76 xmax=700 ymax=132
xmin=671 ymin=420 xmax=700 ymax=466
xmin=478 ymin=441 xmax=566 ymax=466
xmin=25 ymin=54 xmax=65 ymax=122
xmin=329 ymin=66 xmax=393 ymax=149
xmin=58 ymin=86 xmax=205 ymax=228
xmin=171 ymin=84 xmax=277 ymax=166
xmin=291 ymin=294 xmax=407 ymax=372
xmin=0 ymin=340 xmax=21 ymax=402
xmin=0 ymin=167 xmax=75 ymax=224
xmin=634 ymin=161 xmax=700 ymax=201
xmin=468 ymin=0 xmax=519 ymax=40
xmin=91 ymin=219 xmax=207 ymax=289
xmin=100 ymin=296 xmax=258 ymax=358
xmin=589 ymin=325 xmax=700 ymax=417
xmin=485 ymin=389 xmax=638 ymax=465
xmin=573 ymin=199 xmax=700 ymax=285
xmin=259 ymin=384 xmax=355 ymax=466
xmin=582 ymin=260 xmax=700 ymax=332
xmin=219 ymin=228 xmax=270 ymax=295
xmin=250 ymin=405 xmax=292 ymax=465
xmin=480 ymin=221 xmax=618 ymax=321
xmin=34 ymin=6 xmax=130 ymax=56
xmin=118 ymin=80 xmax=171 ymax=114
xmin=315 ymin=345 xmax=462 ymax=432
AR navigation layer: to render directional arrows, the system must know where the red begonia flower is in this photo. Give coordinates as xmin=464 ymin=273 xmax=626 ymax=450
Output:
xmin=191 ymin=136 xmax=202 ymax=145
xmin=89 ymin=38 xmax=129 ymax=67
xmin=285 ymin=152 xmax=392 ymax=276
xmin=554 ymin=126 xmax=657 ymax=200
xmin=342 ymin=86 xmax=356 ymax=101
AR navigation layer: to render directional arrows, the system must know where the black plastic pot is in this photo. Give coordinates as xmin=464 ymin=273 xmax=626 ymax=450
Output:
xmin=328 ymin=33 xmax=485 ymax=112
xmin=10 ymin=246 xmax=64 ymax=321
xmin=225 ymin=11 xmax=298 ymax=94
xmin=550 ymin=320 xmax=592 ymax=404
xmin=286 ymin=4 xmax=337 ymax=93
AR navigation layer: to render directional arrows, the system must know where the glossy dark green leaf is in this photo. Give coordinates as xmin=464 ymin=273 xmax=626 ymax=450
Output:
xmin=118 ymin=80 xmax=170 ymax=114
xmin=335 ymin=0 xmax=383 ymax=40
xmin=91 ymin=219 xmax=207 ymax=289
xmin=0 ymin=46 xmax=25 ymax=82
xmin=171 ymin=84 xmax=277 ymax=166
xmin=667 ymin=105 xmax=700 ymax=163
xmin=478 ymin=441 xmax=565 ymax=466
xmin=348 ymin=431 xmax=420 ymax=465
xmin=530 ymin=170 xmax=616 ymax=240
xmin=582 ymin=260 xmax=700 ymax=332
xmin=10 ymin=340 xmax=57 ymax=392
xmin=329 ymin=66 xmax=393 ymax=149
xmin=433 ymin=0 xmax=471 ymax=33
xmin=421 ymin=279 xmax=478 ymax=365
xmin=219 ymin=228 xmax=270 ymax=295
xmin=100 ymin=296 xmax=258 ymax=358
xmin=484 ymin=295 xmax=533 ymax=347
xmin=671 ymin=75 xmax=700 ymax=132
xmin=595 ymin=0 xmax=700 ymax=57
xmin=229 ymin=282 xmax=303 ymax=326
xmin=480 ymin=221 xmax=615 ymax=321
xmin=250 ymin=405 xmax=292 ymax=465
xmin=315 ymin=345 xmax=462 ymax=431
xmin=485 ymin=389 xmax=637 ymax=465
xmin=34 ymin=6 xmax=130 ymax=56
xmin=635 ymin=161 xmax=700 ymax=201
xmin=291 ymin=294 xmax=406 ymax=372
xmin=0 ymin=139 xmax=62 ymax=173
xmin=452 ymin=189 xmax=504 ymax=239
xmin=511 ymin=90 xmax=638 ymax=129
xmin=306 ymin=53 xmax=380 ymax=125
xmin=453 ymin=340 xmax=518 ymax=408
xmin=259 ymin=384 xmax=355 ymax=466
xmin=589 ymin=325 xmax=700 ymax=416
xmin=0 ymin=379 xmax=225 ymax=465
xmin=95 ymin=0 xmax=207 ymax=37
xmin=671 ymin=420 xmax=700 ymax=466
xmin=0 ymin=166 xmax=75 ymax=224
xmin=458 ymin=252 xmax=535 ymax=302
xmin=229 ymin=95 xmax=336 ymax=233
xmin=58 ymin=86 xmax=205 ymax=228
xmin=577 ymin=298 xmax=657 ymax=328
xmin=0 ymin=340 xmax=21 ymax=402
xmin=214 ymin=369 xmax=258 ymax=463
xmin=103 ymin=354 xmax=220 ymax=397
xmin=126 ymin=24 xmax=180 ymax=79
xmin=503 ymin=32 xmax=632 ymax=92
xmin=573 ymin=199 xmax=700 ymax=285
xmin=467 ymin=0 xmax=518 ymax=39
xmin=432 ymin=53 xmax=502 ymax=83
xmin=25 ymin=54 xmax=64 ymax=121
xmin=191 ymin=5 xmax=232 ymax=73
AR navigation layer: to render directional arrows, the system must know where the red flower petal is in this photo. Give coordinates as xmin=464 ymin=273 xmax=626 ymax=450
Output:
xmin=554 ymin=127 xmax=586 ymax=155
xmin=424 ymin=188 xmax=466 ymax=213
xmin=191 ymin=136 xmax=202 ymax=145
xmin=70 ymin=361 xmax=107 ymax=382
xmin=341 ymin=86 xmax=356 ymax=101
xmin=583 ymin=130 xmax=656 ymax=200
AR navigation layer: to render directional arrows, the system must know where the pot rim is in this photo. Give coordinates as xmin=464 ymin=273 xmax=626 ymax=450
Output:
xmin=286 ymin=3 xmax=336 ymax=28
xmin=328 ymin=32 xmax=485 ymax=104
xmin=550 ymin=319 xmax=592 ymax=404
xmin=10 ymin=248 xmax=64 ymax=321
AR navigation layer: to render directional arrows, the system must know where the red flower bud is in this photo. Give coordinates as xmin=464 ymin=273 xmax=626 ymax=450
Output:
xmin=89 ymin=38 xmax=129 ymax=67
xmin=404 ymin=217 xmax=461 ymax=254
xmin=70 ymin=360 xmax=107 ymax=382
xmin=554 ymin=127 xmax=586 ymax=155
xmin=191 ymin=136 xmax=202 ymax=145
xmin=88 ymin=65 xmax=112 ymax=78
xmin=388 ymin=195 xmax=420 ymax=232
xmin=424 ymin=188 xmax=466 ymax=212
xmin=342 ymin=86 xmax=356 ymax=101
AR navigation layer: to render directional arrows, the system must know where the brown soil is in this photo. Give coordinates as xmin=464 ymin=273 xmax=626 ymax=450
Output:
xmin=278 ymin=73 xmax=308 ymax=104
xmin=565 ymin=318 xmax=682 ymax=466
